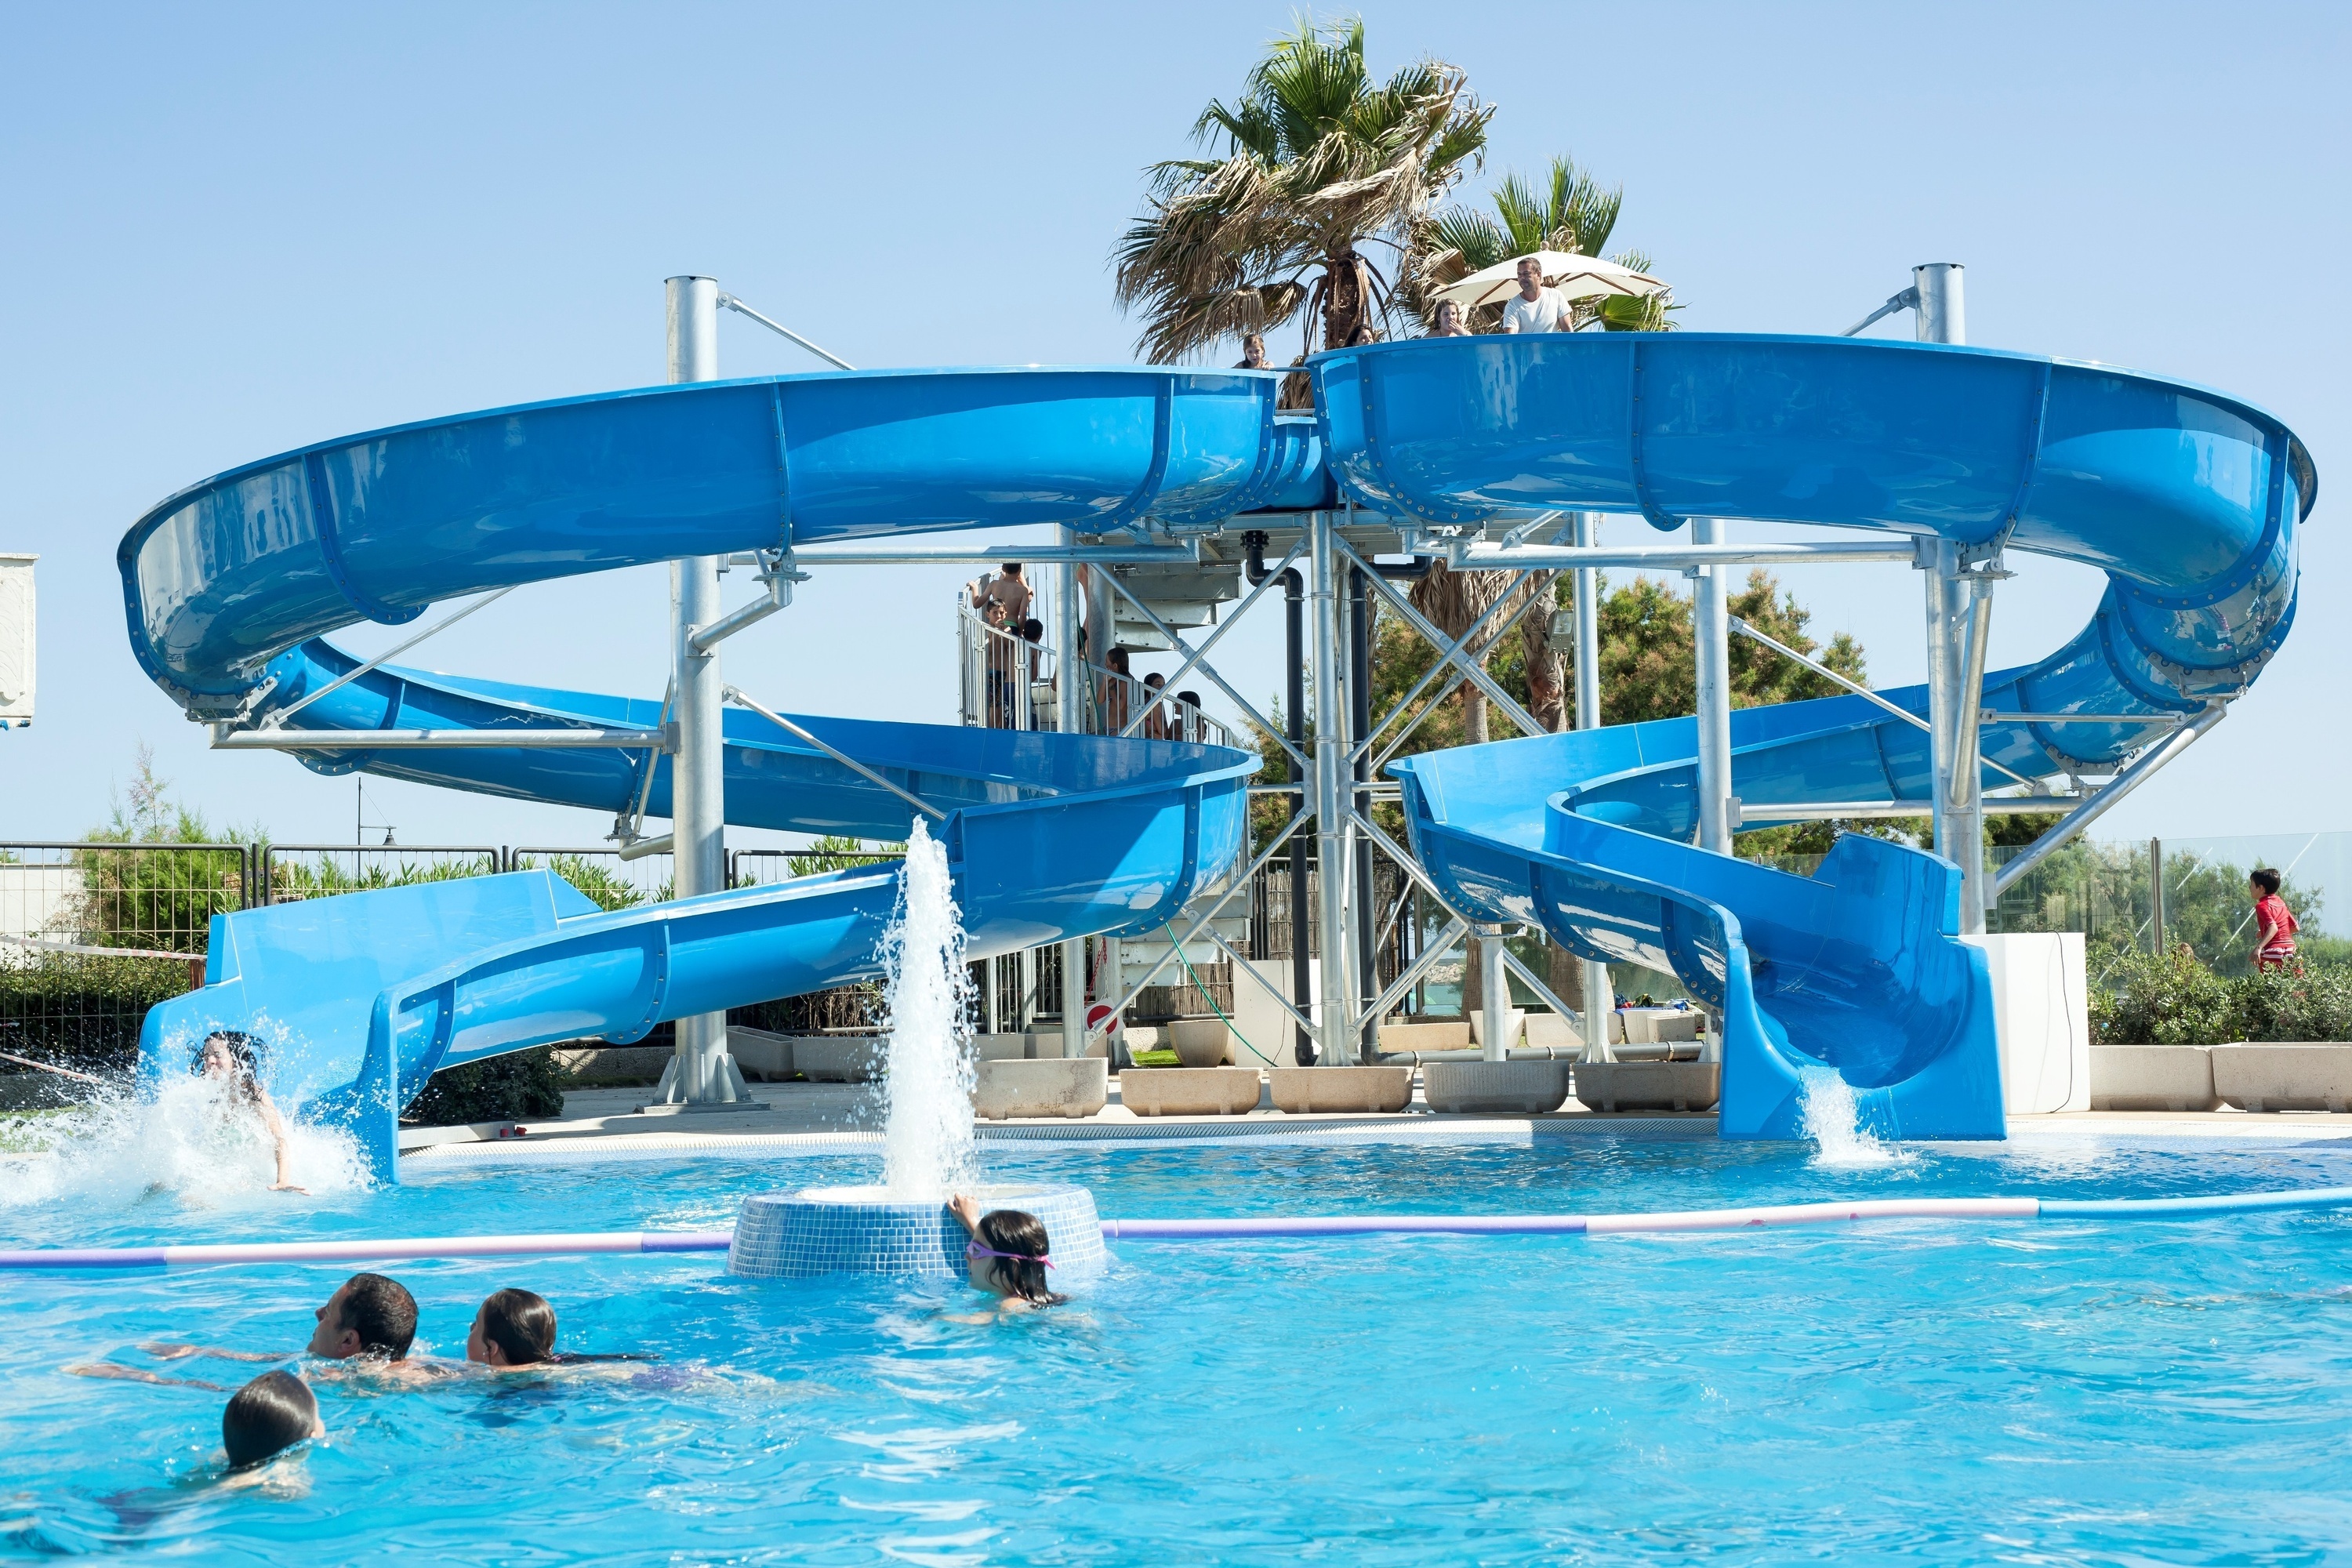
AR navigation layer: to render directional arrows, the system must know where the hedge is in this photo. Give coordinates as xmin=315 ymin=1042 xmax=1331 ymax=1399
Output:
xmin=2092 ymin=947 xmax=2352 ymax=1045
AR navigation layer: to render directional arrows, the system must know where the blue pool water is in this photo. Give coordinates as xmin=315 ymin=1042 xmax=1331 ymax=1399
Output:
xmin=7 ymin=1126 xmax=2352 ymax=1563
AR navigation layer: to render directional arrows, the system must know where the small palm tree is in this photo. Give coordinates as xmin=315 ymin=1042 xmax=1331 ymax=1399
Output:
xmin=1113 ymin=16 xmax=1492 ymax=365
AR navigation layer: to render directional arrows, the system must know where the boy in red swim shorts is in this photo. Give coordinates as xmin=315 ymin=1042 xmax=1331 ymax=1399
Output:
xmin=2249 ymin=867 xmax=2299 ymax=972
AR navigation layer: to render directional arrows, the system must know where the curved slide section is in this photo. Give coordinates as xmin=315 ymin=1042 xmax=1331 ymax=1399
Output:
xmin=1335 ymin=334 xmax=2313 ymax=1139
xmin=122 ymin=368 xmax=1298 ymax=1171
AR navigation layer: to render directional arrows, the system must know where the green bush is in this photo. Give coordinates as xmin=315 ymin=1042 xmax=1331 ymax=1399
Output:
xmin=401 ymin=1046 xmax=569 ymax=1126
xmin=2092 ymin=948 xmax=2352 ymax=1044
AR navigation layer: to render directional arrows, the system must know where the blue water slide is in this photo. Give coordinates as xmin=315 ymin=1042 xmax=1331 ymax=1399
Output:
xmin=120 ymin=368 xmax=1293 ymax=1172
xmin=1338 ymin=334 xmax=2312 ymax=1139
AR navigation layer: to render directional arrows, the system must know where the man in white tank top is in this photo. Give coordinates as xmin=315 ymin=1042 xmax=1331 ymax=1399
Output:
xmin=1501 ymin=256 xmax=1573 ymax=335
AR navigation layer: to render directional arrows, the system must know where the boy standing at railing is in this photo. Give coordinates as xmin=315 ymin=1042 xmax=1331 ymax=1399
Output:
xmin=2250 ymin=868 xmax=2299 ymax=972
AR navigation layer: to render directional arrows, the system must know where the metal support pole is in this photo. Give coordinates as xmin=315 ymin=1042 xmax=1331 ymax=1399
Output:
xmin=1573 ymin=514 xmax=1613 ymax=1061
xmin=1057 ymin=542 xmax=1087 ymax=1059
xmin=2150 ymin=837 xmax=2165 ymax=953
xmin=1350 ymin=564 xmax=1377 ymax=1062
xmin=1692 ymin=518 xmax=1734 ymax=853
xmin=1948 ymin=573 xmax=1996 ymax=932
xmin=654 ymin=274 xmax=751 ymax=1110
xmin=1922 ymin=537 xmax=1962 ymax=868
xmin=1914 ymin=263 xmax=1965 ymax=346
xmin=1308 ymin=511 xmax=1354 ymax=1064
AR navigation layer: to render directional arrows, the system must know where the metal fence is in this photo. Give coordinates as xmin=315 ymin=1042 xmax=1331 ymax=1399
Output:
xmin=1 ymin=841 xmax=247 ymax=1064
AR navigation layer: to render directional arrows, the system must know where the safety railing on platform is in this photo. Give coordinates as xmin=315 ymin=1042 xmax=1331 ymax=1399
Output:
xmin=953 ymin=594 xmax=1240 ymax=748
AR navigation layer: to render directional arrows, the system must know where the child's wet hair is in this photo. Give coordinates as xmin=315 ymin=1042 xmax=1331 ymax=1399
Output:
xmin=976 ymin=1209 xmax=1067 ymax=1305
xmin=477 ymin=1288 xmax=557 ymax=1365
xmin=222 ymin=1370 xmax=315 ymax=1469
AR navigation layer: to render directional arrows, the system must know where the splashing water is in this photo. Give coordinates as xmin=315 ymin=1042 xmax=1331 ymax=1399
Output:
xmin=877 ymin=819 xmax=978 ymax=1200
xmin=0 ymin=1069 xmax=370 ymax=1213
xmin=1797 ymin=1065 xmax=1910 ymax=1169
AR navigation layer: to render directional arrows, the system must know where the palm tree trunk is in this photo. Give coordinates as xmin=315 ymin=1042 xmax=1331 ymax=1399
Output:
xmin=1322 ymin=249 xmax=1371 ymax=347
xmin=1518 ymin=572 xmax=1565 ymax=732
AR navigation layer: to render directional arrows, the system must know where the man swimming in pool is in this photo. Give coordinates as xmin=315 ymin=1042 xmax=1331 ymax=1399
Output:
xmin=72 ymin=1273 xmax=437 ymax=1386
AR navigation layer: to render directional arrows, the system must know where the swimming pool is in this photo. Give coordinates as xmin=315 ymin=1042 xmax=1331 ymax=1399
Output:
xmin=8 ymin=1123 xmax=2352 ymax=1563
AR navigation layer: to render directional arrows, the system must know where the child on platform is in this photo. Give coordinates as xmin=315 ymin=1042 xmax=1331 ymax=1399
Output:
xmin=946 ymin=1194 xmax=1067 ymax=1311
xmin=2251 ymin=869 xmax=2300 ymax=971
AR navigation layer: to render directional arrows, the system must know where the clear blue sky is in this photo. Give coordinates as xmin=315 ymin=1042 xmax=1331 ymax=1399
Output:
xmin=2 ymin=2 xmax=2343 ymax=853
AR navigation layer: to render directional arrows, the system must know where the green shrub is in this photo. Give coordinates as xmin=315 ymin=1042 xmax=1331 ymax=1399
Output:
xmin=401 ymin=1046 xmax=568 ymax=1126
xmin=2092 ymin=948 xmax=2352 ymax=1044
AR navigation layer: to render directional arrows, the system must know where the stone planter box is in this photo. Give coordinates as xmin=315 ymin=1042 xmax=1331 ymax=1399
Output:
xmin=973 ymin=1057 xmax=1108 ymax=1120
xmin=1120 ymin=1066 xmax=1263 ymax=1116
xmin=1268 ymin=1065 xmax=1413 ymax=1113
xmin=974 ymin=1033 xmax=1031 ymax=1062
xmin=725 ymin=1027 xmax=798 ymax=1082
xmin=1524 ymin=1013 xmax=1584 ymax=1052
xmin=1573 ymin=1062 xmax=1720 ymax=1113
xmin=550 ymin=1044 xmax=673 ymax=1084
xmin=796 ymin=1036 xmax=885 ymax=1083
xmin=1468 ymin=1009 xmax=1526 ymax=1051
xmin=2089 ymin=1045 xmax=2217 ymax=1112
xmin=1377 ymin=1021 xmax=1471 ymax=1052
xmin=2211 ymin=1044 xmax=2352 ymax=1112
xmin=1423 ymin=1060 xmax=1570 ymax=1114
xmin=1167 ymin=1019 xmax=1234 ymax=1069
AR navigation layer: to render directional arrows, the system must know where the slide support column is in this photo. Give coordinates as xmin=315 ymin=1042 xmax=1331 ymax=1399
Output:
xmin=655 ymin=274 xmax=749 ymax=1109
xmin=1058 ymin=545 xmax=1087 ymax=1058
xmin=1573 ymin=514 xmax=1613 ymax=1062
xmin=1309 ymin=510 xmax=1354 ymax=1064
xmin=1914 ymin=262 xmax=1988 ymax=931
xmin=1692 ymin=517 xmax=1734 ymax=855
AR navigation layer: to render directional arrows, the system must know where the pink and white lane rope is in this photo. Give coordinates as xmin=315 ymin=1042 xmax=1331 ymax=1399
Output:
xmin=5 ymin=1188 xmax=2350 ymax=1272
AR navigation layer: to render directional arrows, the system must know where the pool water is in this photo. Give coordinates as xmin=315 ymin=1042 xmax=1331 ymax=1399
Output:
xmin=7 ymin=1121 xmax=2352 ymax=1563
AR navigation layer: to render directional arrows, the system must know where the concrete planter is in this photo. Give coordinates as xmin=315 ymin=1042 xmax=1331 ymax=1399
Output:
xmin=1377 ymin=1022 xmax=1470 ymax=1053
xmin=725 ymin=1027 xmax=797 ymax=1082
xmin=973 ymin=1057 xmax=1108 ymax=1120
xmin=975 ymin=1033 xmax=1031 ymax=1062
xmin=1573 ymin=1062 xmax=1720 ymax=1113
xmin=1423 ymin=1060 xmax=1570 ymax=1114
xmin=2211 ymin=1044 xmax=2352 ymax=1112
xmin=1468 ymin=1009 xmax=1526 ymax=1051
xmin=1269 ymin=1065 xmax=1413 ymax=1113
xmin=550 ymin=1044 xmax=673 ymax=1084
xmin=1167 ymin=1019 xmax=1234 ymax=1069
xmin=2089 ymin=1045 xmax=2217 ymax=1112
xmin=1120 ymin=1066 xmax=1263 ymax=1116
xmin=796 ymin=1036 xmax=884 ymax=1083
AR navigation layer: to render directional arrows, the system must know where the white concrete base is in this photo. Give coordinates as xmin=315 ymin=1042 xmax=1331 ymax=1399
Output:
xmin=1962 ymin=932 xmax=2092 ymax=1113
xmin=725 ymin=1027 xmax=800 ymax=1082
xmin=1423 ymin=1060 xmax=1570 ymax=1114
xmin=2090 ymin=1045 xmax=2218 ymax=1112
xmin=2212 ymin=1044 xmax=2352 ymax=1112
xmin=1120 ymin=1066 xmax=1263 ymax=1116
xmin=973 ymin=1058 xmax=1108 ymax=1120
xmin=1269 ymin=1065 xmax=1414 ymax=1113
xmin=1167 ymin=1018 xmax=1234 ymax=1068
xmin=1573 ymin=1062 xmax=1720 ymax=1112
xmin=1524 ymin=1012 xmax=1584 ymax=1052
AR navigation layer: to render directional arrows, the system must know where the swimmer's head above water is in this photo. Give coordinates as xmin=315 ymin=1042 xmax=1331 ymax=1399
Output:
xmin=309 ymin=1273 xmax=418 ymax=1361
xmin=947 ymin=1195 xmax=1067 ymax=1307
xmin=222 ymin=1370 xmax=323 ymax=1469
xmin=468 ymin=1288 xmax=557 ymax=1368
xmin=194 ymin=1030 xmax=262 ymax=1096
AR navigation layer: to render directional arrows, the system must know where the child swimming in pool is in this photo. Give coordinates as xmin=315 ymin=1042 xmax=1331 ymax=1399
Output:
xmin=221 ymin=1370 xmax=324 ymax=1470
xmin=465 ymin=1287 xmax=652 ymax=1373
xmin=947 ymin=1194 xmax=1068 ymax=1312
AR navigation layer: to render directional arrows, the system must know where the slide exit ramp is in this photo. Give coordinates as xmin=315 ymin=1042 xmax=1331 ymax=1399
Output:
xmin=1334 ymin=333 xmax=2313 ymax=1139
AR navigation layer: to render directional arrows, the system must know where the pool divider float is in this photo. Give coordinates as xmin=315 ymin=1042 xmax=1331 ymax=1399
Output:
xmin=8 ymin=1185 xmax=2351 ymax=1272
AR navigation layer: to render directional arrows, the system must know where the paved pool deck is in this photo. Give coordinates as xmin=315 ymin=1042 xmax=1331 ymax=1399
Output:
xmin=394 ymin=1077 xmax=2352 ymax=1171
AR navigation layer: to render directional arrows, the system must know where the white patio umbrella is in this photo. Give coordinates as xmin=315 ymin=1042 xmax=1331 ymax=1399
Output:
xmin=1430 ymin=250 xmax=1668 ymax=314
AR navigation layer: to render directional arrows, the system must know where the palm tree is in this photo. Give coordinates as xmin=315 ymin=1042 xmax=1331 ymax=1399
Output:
xmin=1413 ymin=154 xmax=1671 ymax=332
xmin=1113 ymin=17 xmax=1491 ymax=365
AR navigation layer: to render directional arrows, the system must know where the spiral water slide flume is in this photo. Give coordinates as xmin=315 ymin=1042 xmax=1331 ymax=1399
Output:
xmin=119 ymin=368 xmax=1317 ymax=1174
xmin=1326 ymin=334 xmax=2313 ymax=1140
xmin=119 ymin=338 xmax=2311 ymax=1166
